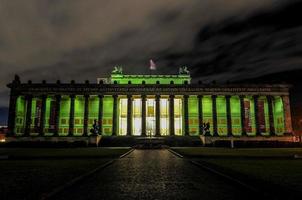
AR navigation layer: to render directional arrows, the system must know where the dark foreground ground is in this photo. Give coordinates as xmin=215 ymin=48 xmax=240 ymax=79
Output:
xmin=53 ymin=149 xmax=257 ymax=200
xmin=0 ymin=147 xmax=130 ymax=200
xmin=1 ymin=147 xmax=302 ymax=200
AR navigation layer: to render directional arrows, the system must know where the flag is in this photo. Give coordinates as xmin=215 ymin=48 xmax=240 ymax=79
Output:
xmin=149 ymin=59 xmax=156 ymax=70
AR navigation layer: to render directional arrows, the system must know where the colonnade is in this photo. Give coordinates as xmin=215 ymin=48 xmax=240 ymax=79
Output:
xmin=8 ymin=94 xmax=293 ymax=136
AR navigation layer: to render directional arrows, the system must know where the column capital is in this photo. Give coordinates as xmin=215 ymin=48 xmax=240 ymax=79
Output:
xmin=169 ymin=95 xmax=175 ymax=99
xmin=141 ymin=94 xmax=147 ymax=99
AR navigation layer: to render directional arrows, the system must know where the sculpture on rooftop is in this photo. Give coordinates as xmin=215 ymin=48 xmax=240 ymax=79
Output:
xmin=179 ymin=66 xmax=190 ymax=75
xmin=112 ymin=66 xmax=123 ymax=74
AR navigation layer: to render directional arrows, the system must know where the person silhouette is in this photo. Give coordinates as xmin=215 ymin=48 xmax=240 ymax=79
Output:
xmin=91 ymin=119 xmax=99 ymax=135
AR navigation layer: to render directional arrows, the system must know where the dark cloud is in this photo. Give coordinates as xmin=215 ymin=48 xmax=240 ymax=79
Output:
xmin=0 ymin=0 xmax=300 ymax=115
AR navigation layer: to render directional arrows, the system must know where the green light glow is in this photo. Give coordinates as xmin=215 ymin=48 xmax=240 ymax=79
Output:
xmin=174 ymin=98 xmax=183 ymax=136
xmin=15 ymin=96 xmax=26 ymax=135
xmin=59 ymin=96 xmax=70 ymax=136
xmin=73 ymin=96 xmax=84 ymax=136
xmin=30 ymin=98 xmax=39 ymax=134
xmin=230 ymin=96 xmax=242 ymax=135
xmin=13 ymin=94 xmax=287 ymax=137
xmin=273 ymin=96 xmax=285 ymax=135
xmin=216 ymin=96 xmax=227 ymax=136
xmin=188 ymin=96 xmax=199 ymax=136
xmin=118 ymin=98 xmax=127 ymax=136
xmin=88 ymin=96 xmax=99 ymax=135
xmin=160 ymin=98 xmax=169 ymax=136
xmin=202 ymin=96 xmax=213 ymax=135
xmin=44 ymin=97 xmax=54 ymax=135
xmin=111 ymin=74 xmax=191 ymax=84
xmin=103 ymin=96 xmax=113 ymax=136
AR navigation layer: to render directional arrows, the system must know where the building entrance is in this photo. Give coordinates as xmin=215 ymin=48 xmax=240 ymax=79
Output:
xmin=146 ymin=99 xmax=156 ymax=136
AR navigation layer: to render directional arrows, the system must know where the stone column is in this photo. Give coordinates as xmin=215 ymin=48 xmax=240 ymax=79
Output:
xmin=169 ymin=95 xmax=175 ymax=136
xmin=54 ymin=95 xmax=61 ymax=136
xmin=39 ymin=95 xmax=47 ymax=136
xmin=212 ymin=95 xmax=218 ymax=136
xmin=282 ymin=95 xmax=293 ymax=134
xmin=112 ymin=95 xmax=118 ymax=136
xmin=83 ymin=95 xmax=89 ymax=136
xmin=127 ymin=95 xmax=133 ymax=136
xmin=24 ymin=95 xmax=33 ymax=136
xmin=98 ymin=95 xmax=103 ymax=134
xmin=7 ymin=93 xmax=18 ymax=136
xmin=267 ymin=96 xmax=275 ymax=136
xmin=198 ymin=95 xmax=203 ymax=135
xmin=68 ymin=95 xmax=75 ymax=136
xmin=226 ymin=95 xmax=232 ymax=136
xmin=239 ymin=95 xmax=247 ymax=136
xmin=253 ymin=95 xmax=261 ymax=136
xmin=155 ymin=95 xmax=161 ymax=136
xmin=141 ymin=95 xmax=147 ymax=136
xmin=184 ymin=95 xmax=189 ymax=136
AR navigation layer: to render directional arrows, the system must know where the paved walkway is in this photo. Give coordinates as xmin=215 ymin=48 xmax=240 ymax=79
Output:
xmin=55 ymin=150 xmax=256 ymax=200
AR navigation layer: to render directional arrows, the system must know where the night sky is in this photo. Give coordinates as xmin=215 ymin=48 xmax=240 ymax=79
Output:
xmin=1 ymin=0 xmax=302 ymax=128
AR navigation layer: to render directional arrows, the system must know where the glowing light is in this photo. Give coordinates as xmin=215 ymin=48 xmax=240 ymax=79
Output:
xmin=160 ymin=98 xmax=169 ymax=136
xmin=174 ymin=98 xmax=182 ymax=135
xmin=133 ymin=98 xmax=142 ymax=136
xmin=119 ymin=98 xmax=127 ymax=136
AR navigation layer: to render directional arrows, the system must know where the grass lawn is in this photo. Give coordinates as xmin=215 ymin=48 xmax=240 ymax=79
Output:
xmin=172 ymin=147 xmax=302 ymax=158
xmin=201 ymin=158 xmax=302 ymax=193
xmin=0 ymin=147 xmax=130 ymax=159
xmin=0 ymin=147 xmax=130 ymax=200
xmin=172 ymin=147 xmax=302 ymax=193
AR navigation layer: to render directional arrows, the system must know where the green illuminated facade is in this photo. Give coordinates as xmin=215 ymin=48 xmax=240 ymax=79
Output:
xmin=7 ymin=67 xmax=293 ymax=138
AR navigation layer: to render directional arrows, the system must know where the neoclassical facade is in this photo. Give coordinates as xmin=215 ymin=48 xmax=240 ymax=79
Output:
xmin=6 ymin=68 xmax=293 ymax=139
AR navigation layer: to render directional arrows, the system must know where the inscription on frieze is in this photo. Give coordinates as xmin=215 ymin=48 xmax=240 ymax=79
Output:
xmin=21 ymin=86 xmax=285 ymax=94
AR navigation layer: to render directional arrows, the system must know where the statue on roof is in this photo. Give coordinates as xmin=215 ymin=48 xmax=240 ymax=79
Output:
xmin=112 ymin=66 xmax=123 ymax=74
xmin=179 ymin=66 xmax=190 ymax=75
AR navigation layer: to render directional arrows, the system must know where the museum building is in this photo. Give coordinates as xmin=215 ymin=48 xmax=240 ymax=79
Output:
xmin=6 ymin=67 xmax=293 ymax=140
